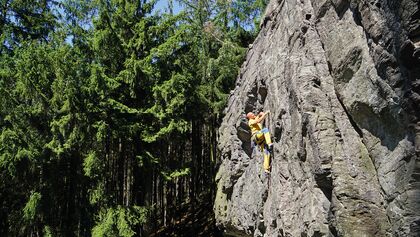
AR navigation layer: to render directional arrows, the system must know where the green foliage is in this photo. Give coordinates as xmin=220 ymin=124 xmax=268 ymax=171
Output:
xmin=0 ymin=0 xmax=57 ymax=51
xmin=84 ymin=151 xmax=102 ymax=178
xmin=43 ymin=226 xmax=53 ymax=237
xmin=92 ymin=206 xmax=149 ymax=237
xmin=204 ymin=41 xmax=247 ymax=113
xmin=0 ymin=0 xmax=266 ymax=235
xmin=161 ymin=167 xmax=191 ymax=181
xmin=88 ymin=183 xmax=106 ymax=205
xmin=23 ymin=192 xmax=42 ymax=222
xmin=230 ymin=0 xmax=268 ymax=31
xmin=0 ymin=129 xmax=23 ymax=176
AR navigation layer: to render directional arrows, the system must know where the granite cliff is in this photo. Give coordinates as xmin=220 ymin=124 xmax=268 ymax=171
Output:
xmin=214 ymin=0 xmax=420 ymax=236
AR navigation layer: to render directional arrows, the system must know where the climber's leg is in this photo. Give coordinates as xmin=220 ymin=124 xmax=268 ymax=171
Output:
xmin=255 ymin=133 xmax=264 ymax=151
xmin=261 ymin=128 xmax=272 ymax=144
xmin=263 ymin=147 xmax=271 ymax=172
xmin=256 ymin=132 xmax=264 ymax=141
xmin=251 ymin=134 xmax=257 ymax=149
xmin=261 ymin=128 xmax=273 ymax=150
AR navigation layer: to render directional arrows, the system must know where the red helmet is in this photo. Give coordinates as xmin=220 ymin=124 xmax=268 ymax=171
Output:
xmin=246 ymin=112 xmax=254 ymax=119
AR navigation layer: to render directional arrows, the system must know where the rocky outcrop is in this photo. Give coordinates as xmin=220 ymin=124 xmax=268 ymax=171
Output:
xmin=214 ymin=0 xmax=420 ymax=236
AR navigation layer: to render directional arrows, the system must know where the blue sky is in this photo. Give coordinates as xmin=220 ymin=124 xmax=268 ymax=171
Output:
xmin=154 ymin=0 xmax=183 ymax=14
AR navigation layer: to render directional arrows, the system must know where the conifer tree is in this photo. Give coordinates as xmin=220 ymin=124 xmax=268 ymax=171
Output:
xmin=0 ymin=0 xmax=267 ymax=235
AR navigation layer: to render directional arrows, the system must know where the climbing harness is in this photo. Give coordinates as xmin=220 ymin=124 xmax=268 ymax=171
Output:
xmin=252 ymin=128 xmax=270 ymax=148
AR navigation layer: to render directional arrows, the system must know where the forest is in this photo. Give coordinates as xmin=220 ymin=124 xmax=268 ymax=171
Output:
xmin=0 ymin=0 xmax=267 ymax=236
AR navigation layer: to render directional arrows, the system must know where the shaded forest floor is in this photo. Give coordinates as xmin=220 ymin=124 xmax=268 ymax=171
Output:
xmin=150 ymin=199 xmax=223 ymax=237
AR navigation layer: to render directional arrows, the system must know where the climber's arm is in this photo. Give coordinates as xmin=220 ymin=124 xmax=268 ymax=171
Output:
xmin=256 ymin=111 xmax=270 ymax=123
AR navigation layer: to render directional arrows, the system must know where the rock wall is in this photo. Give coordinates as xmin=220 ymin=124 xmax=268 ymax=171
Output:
xmin=214 ymin=0 xmax=420 ymax=236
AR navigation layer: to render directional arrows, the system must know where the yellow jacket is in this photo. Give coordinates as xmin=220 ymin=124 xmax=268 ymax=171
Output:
xmin=248 ymin=118 xmax=262 ymax=135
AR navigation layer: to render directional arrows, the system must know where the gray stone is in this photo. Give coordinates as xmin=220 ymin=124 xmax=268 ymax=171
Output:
xmin=214 ymin=0 xmax=420 ymax=236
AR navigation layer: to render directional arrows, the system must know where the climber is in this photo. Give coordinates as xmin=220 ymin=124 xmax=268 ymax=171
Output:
xmin=246 ymin=111 xmax=273 ymax=173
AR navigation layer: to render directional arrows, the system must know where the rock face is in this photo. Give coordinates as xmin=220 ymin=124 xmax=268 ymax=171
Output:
xmin=214 ymin=0 xmax=420 ymax=236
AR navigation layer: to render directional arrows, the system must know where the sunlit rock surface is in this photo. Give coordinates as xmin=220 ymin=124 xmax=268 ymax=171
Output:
xmin=214 ymin=0 xmax=420 ymax=236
